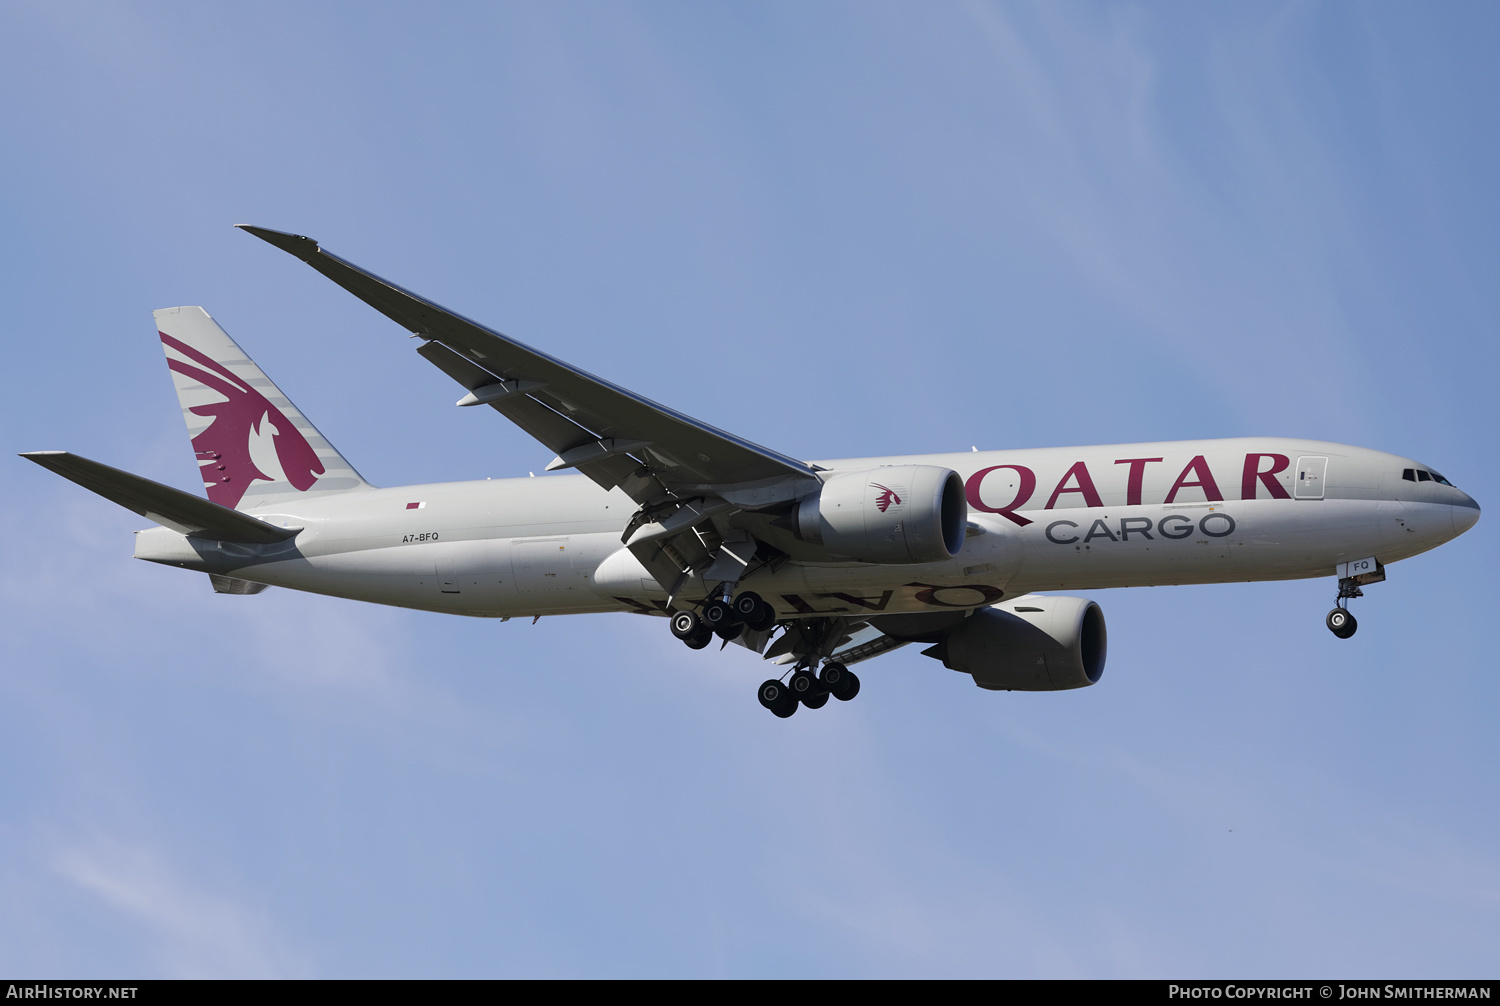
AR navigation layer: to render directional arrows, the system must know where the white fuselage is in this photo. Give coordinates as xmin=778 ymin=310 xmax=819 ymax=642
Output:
xmin=133 ymin=437 xmax=1480 ymax=619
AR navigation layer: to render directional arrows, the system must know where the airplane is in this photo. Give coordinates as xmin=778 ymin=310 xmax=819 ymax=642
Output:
xmin=21 ymin=226 xmax=1481 ymax=718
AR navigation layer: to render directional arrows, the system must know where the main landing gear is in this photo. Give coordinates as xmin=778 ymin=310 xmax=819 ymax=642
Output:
xmin=671 ymin=597 xmax=861 ymax=718
xmin=757 ymin=661 xmax=861 ymax=719
xmin=670 ymin=590 xmax=777 ymax=649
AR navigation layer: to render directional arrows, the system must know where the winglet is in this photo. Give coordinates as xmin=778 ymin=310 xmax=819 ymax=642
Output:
xmin=235 ymin=225 xmax=321 ymax=262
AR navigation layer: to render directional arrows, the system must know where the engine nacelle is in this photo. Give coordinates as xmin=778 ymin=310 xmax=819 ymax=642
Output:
xmin=925 ymin=595 xmax=1106 ymax=691
xmin=794 ymin=465 xmax=966 ymax=564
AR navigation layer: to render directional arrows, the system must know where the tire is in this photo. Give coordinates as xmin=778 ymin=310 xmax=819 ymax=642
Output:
xmin=1326 ymin=608 xmax=1358 ymax=639
xmin=684 ymin=629 xmax=713 ymax=650
xmin=758 ymin=678 xmax=787 ymax=709
xmin=791 ymin=669 xmax=829 ymax=706
xmin=745 ymin=602 xmax=777 ymax=633
xmin=833 ymin=671 xmax=860 ymax=701
xmin=819 ymin=662 xmax=847 ymax=690
xmin=670 ymin=610 xmax=703 ymax=640
xmin=702 ymin=599 xmax=733 ymax=631
xmin=789 ymin=669 xmax=819 ymax=700
xmin=733 ymin=592 xmax=764 ymax=620
xmin=734 ymin=592 xmax=777 ymax=632
xmin=758 ymin=679 xmax=797 ymax=718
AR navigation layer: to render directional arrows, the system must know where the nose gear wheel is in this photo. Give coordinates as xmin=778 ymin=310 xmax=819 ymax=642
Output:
xmin=1326 ymin=607 xmax=1357 ymax=639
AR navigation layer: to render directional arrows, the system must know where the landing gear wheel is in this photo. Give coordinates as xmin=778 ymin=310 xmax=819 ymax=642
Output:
xmin=671 ymin=610 xmax=714 ymax=649
xmin=826 ymin=665 xmax=860 ymax=701
xmin=802 ymin=692 xmax=829 ymax=709
xmin=789 ymin=668 xmax=821 ymax=705
xmin=734 ymin=592 xmax=777 ymax=632
xmin=1326 ymin=608 xmax=1357 ymax=639
xmin=733 ymin=591 xmax=763 ymax=619
xmin=670 ymin=611 xmax=703 ymax=640
xmin=716 ymin=621 xmax=744 ymax=642
xmin=757 ymin=679 xmax=797 ymax=718
xmin=819 ymin=661 xmax=847 ymax=690
xmin=702 ymin=600 xmax=733 ymax=633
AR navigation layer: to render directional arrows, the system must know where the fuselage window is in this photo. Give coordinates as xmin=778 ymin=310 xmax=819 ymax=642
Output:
xmin=1403 ymin=469 xmax=1416 ymax=482
xmin=1417 ymin=470 xmax=1432 ymax=482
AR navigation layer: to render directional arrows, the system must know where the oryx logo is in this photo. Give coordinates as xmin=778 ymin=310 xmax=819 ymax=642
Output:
xmin=871 ymin=482 xmax=902 ymax=513
xmin=161 ymin=332 xmax=325 ymax=509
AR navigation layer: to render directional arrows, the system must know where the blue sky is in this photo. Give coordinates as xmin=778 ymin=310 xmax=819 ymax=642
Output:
xmin=2 ymin=1 xmax=1496 ymax=977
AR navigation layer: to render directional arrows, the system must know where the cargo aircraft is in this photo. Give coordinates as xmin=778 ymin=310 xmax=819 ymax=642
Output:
xmin=22 ymin=227 xmax=1481 ymax=717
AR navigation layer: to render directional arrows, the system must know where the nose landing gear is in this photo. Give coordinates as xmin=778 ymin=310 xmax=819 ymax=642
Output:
xmin=1325 ymin=557 xmax=1383 ymax=639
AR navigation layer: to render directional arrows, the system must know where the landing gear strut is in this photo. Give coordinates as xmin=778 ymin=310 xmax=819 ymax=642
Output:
xmin=1326 ymin=580 xmax=1361 ymax=639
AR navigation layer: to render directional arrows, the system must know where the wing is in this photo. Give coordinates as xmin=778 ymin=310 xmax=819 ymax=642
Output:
xmin=240 ymin=226 xmax=821 ymax=597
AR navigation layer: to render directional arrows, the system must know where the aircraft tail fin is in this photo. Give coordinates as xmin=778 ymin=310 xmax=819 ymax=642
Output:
xmin=20 ymin=451 xmax=297 ymax=543
xmin=154 ymin=306 xmax=370 ymax=510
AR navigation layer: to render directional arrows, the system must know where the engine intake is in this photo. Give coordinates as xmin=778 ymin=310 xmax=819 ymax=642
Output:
xmin=794 ymin=465 xmax=966 ymax=564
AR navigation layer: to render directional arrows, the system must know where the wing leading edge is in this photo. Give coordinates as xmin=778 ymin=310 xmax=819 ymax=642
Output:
xmin=239 ymin=225 xmax=821 ymax=601
xmin=236 ymin=226 xmax=815 ymax=499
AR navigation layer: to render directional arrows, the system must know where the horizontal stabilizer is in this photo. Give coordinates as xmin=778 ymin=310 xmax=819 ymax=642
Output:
xmin=20 ymin=452 xmax=298 ymax=544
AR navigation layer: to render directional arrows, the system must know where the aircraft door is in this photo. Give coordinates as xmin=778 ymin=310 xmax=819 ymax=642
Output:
xmin=431 ymin=539 xmax=511 ymax=601
xmin=1295 ymin=456 xmax=1328 ymax=500
xmin=512 ymin=537 xmax=578 ymax=594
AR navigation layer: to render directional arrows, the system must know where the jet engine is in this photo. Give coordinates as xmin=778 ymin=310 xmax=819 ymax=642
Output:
xmin=793 ymin=465 xmax=966 ymax=564
xmin=918 ymin=596 xmax=1106 ymax=691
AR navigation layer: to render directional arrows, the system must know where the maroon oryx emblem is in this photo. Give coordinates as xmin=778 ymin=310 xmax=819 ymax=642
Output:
xmin=871 ymin=482 xmax=902 ymax=513
xmin=161 ymin=331 xmax=325 ymax=508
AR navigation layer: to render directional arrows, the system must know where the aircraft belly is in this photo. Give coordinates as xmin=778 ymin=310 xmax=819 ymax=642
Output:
xmin=234 ymin=535 xmax=627 ymax=617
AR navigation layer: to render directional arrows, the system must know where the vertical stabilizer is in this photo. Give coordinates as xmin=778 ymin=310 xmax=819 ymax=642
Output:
xmin=155 ymin=306 xmax=371 ymax=510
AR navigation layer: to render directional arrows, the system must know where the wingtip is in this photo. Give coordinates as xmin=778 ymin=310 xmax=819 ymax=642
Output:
xmin=236 ymin=224 xmax=321 ymax=261
xmin=19 ymin=450 xmax=71 ymax=469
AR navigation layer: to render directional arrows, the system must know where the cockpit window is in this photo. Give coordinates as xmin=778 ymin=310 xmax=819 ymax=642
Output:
xmin=1405 ymin=467 xmax=1458 ymax=487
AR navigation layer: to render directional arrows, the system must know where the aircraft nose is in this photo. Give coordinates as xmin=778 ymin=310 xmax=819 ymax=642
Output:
xmin=1452 ymin=493 xmax=1480 ymax=535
